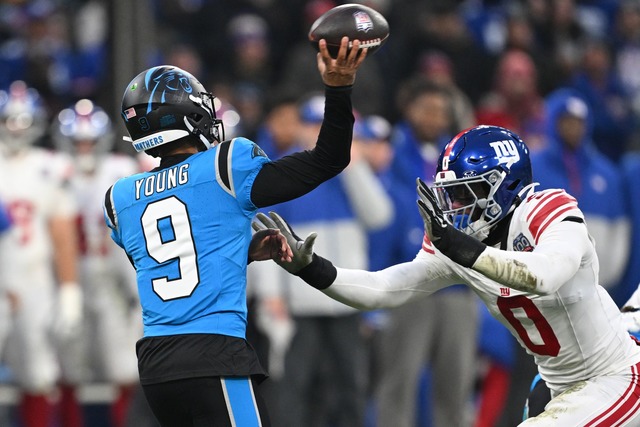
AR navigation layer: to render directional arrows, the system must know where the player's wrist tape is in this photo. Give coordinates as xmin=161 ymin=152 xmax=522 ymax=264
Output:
xmin=295 ymin=254 xmax=337 ymax=290
xmin=436 ymin=227 xmax=487 ymax=268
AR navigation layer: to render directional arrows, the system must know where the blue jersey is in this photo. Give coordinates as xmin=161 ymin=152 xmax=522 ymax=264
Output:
xmin=104 ymin=138 xmax=270 ymax=338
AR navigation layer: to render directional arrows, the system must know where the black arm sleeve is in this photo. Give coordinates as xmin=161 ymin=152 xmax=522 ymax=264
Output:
xmin=251 ymin=85 xmax=354 ymax=208
xmin=295 ymin=254 xmax=337 ymax=290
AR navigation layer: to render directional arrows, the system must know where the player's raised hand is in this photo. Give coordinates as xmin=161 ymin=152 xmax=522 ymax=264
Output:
xmin=252 ymin=212 xmax=316 ymax=273
xmin=318 ymin=37 xmax=368 ymax=87
xmin=416 ymin=177 xmax=486 ymax=268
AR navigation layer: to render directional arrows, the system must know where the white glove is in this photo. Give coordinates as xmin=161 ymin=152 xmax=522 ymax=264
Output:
xmin=54 ymin=283 xmax=83 ymax=339
xmin=252 ymin=212 xmax=317 ymax=274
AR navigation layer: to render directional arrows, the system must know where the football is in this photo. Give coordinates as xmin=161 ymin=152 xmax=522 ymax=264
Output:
xmin=308 ymin=3 xmax=389 ymax=58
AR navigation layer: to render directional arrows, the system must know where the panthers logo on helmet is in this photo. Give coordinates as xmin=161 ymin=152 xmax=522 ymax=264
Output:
xmin=145 ymin=69 xmax=193 ymax=114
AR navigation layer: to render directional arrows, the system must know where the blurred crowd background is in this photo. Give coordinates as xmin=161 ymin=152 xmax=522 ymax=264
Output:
xmin=2 ymin=0 xmax=640 ymax=426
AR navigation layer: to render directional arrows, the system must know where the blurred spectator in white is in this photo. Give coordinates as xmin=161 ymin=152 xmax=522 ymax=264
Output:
xmin=52 ymin=99 xmax=142 ymax=427
xmin=248 ymin=93 xmax=393 ymax=427
xmin=0 ymin=80 xmax=82 ymax=427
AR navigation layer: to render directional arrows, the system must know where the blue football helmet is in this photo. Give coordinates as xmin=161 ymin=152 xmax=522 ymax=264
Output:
xmin=433 ymin=125 xmax=533 ymax=238
xmin=121 ymin=65 xmax=224 ymax=155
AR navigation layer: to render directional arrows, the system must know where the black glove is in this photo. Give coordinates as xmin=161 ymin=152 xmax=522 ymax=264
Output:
xmin=416 ymin=178 xmax=486 ymax=268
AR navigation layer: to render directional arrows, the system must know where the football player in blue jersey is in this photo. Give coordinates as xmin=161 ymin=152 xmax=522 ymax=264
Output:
xmin=103 ymin=37 xmax=367 ymax=427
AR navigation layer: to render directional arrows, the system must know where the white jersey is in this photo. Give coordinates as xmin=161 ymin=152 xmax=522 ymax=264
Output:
xmin=72 ymin=154 xmax=138 ymax=258
xmin=62 ymin=153 xmax=141 ymax=385
xmin=326 ymin=188 xmax=640 ymax=395
xmin=0 ymin=147 xmax=76 ymax=287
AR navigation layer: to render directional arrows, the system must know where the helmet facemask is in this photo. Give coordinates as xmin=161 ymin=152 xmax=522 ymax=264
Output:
xmin=434 ymin=169 xmax=508 ymax=240
xmin=184 ymin=92 xmax=225 ymax=148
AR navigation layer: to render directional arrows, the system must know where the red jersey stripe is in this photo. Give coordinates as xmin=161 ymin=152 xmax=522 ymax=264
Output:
xmin=533 ymin=205 xmax=578 ymax=244
xmin=584 ymin=362 xmax=640 ymax=426
xmin=422 ymin=235 xmax=435 ymax=254
xmin=525 ymin=189 xmax=565 ymax=223
xmin=528 ymin=193 xmax=577 ymax=240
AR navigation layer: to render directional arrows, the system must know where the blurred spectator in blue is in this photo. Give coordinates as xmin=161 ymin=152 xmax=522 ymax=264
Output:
xmin=532 ymin=88 xmax=630 ymax=292
xmin=415 ymin=50 xmax=476 ymax=133
xmin=0 ymin=1 xmax=106 ymax=111
xmin=386 ymin=78 xmax=452 ymax=188
xmin=372 ymin=77 xmax=479 ymax=427
xmin=569 ymin=37 xmax=634 ymax=162
xmin=254 ymin=91 xmax=301 ymax=160
xmin=530 ymin=0 xmax=589 ymax=84
xmin=386 ymin=2 xmax=496 ymax=108
xmin=476 ymin=49 xmax=547 ymax=152
xmin=216 ymin=13 xmax=273 ymax=139
xmin=248 ymin=93 xmax=393 ymax=427
xmin=612 ymin=0 xmax=640 ymax=152
xmin=617 ymin=150 xmax=640 ymax=305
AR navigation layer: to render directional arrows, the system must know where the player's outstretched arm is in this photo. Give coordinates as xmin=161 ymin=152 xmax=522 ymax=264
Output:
xmin=252 ymin=211 xmax=453 ymax=310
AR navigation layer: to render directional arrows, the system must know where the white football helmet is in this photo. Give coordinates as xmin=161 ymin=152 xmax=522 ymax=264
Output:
xmin=53 ymin=98 xmax=114 ymax=172
xmin=0 ymin=81 xmax=48 ymax=154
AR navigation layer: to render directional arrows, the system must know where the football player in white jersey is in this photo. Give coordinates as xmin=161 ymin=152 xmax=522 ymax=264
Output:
xmin=255 ymin=125 xmax=640 ymax=426
xmin=0 ymin=81 xmax=83 ymax=427
xmin=52 ymin=99 xmax=142 ymax=426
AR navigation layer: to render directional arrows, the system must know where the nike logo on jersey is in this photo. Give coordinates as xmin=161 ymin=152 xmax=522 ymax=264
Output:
xmin=135 ymin=164 xmax=190 ymax=200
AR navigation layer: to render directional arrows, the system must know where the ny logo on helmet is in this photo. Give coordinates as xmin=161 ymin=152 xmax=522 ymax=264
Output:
xmin=489 ymin=139 xmax=520 ymax=169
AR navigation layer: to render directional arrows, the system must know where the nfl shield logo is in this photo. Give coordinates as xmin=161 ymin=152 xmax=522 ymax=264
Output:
xmin=353 ymin=12 xmax=373 ymax=32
